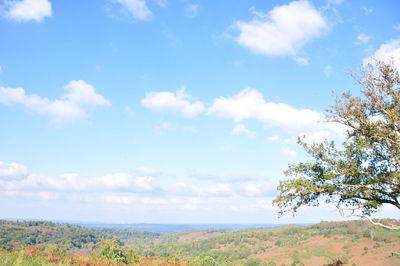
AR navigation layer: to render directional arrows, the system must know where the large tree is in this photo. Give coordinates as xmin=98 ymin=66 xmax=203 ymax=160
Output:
xmin=273 ymin=61 xmax=400 ymax=229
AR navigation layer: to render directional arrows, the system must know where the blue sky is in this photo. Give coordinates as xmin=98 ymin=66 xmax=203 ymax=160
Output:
xmin=0 ymin=0 xmax=399 ymax=224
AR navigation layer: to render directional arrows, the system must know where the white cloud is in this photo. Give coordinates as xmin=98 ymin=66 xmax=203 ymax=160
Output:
xmin=363 ymin=40 xmax=400 ymax=71
xmin=234 ymin=0 xmax=327 ymax=56
xmin=62 ymin=80 xmax=110 ymax=106
xmin=209 ymin=88 xmax=347 ymax=145
xmin=100 ymin=174 xmax=157 ymax=192
xmin=299 ymin=128 xmax=341 ymax=143
xmin=235 ymin=182 xmax=273 ymax=197
xmin=104 ymin=195 xmax=137 ymax=204
xmin=294 ymin=57 xmax=309 ymax=65
xmin=141 ymin=87 xmax=205 ymax=117
xmin=241 ymin=184 xmax=262 ymax=197
xmin=0 ymin=80 xmax=110 ymax=122
xmin=395 ymin=24 xmax=400 ymax=31
xmin=0 ymin=161 xmax=28 ymax=181
xmin=4 ymin=0 xmax=52 ymax=22
xmin=36 ymin=191 xmax=60 ymax=200
xmin=113 ymin=0 xmax=153 ymax=20
xmin=185 ymin=4 xmax=198 ymax=18
xmin=100 ymin=173 xmax=135 ymax=190
xmin=209 ymin=88 xmax=321 ymax=132
xmin=1 ymin=170 xmax=158 ymax=193
xmin=272 ymin=125 xmax=346 ymax=146
xmin=190 ymin=172 xmax=262 ymax=183
xmin=0 ymin=65 xmax=2 ymax=72
xmin=280 ymin=147 xmax=297 ymax=157
xmin=4 ymin=191 xmax=60 ymax=200
xmin=355 ymin=33 xmax=371 ymax=45
xmin=165 ymin=183 xmax=232 ymax=197
xmin=231 ymin=124 xmax=256 ymax=138
xmin=224 ymin=174 xmax=261 ymax=183
xmin=102 ymin=195 xmax=212 ymax=211
xmin=323 ymin=65 xmax=333 ymax=77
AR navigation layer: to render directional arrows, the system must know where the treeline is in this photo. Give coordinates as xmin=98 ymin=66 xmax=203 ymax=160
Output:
xmin=0 ymin=220 xmax=158 ymax=251
xmin=0 ymin=220 xmax=111 ymax=250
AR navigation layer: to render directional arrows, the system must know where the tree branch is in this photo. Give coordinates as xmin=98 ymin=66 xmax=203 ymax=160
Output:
xmin=337 ymin=206 xmax=400 ymax=230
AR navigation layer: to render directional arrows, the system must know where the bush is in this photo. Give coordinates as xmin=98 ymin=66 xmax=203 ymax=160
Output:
xmin=274 ymin=240 xmax=283 ymax=247
xmin=196 ymin=256 xmax=217 ymax=266
xmin=98 ymin=240 xmax=128 ymax=263
xmin=246 ymin=258 xmax=262 ymax=266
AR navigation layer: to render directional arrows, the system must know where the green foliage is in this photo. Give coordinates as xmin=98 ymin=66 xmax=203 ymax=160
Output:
xmin=97 ymin=239 xmax=141 ymax=264
xmin=274 ymin=61 xmax=400 ymax=218
xmin=246 ymin=258 xmax=262 ymax=266
xmin=0 ymin=250 xmax=48 ymax=266
xmin=98 ymin=239 xmax=128 ymax=263
xmin=125 ymin=248 xmax=141 ymax=264
xmin=193 ymin=255 xmax=218 ymax=266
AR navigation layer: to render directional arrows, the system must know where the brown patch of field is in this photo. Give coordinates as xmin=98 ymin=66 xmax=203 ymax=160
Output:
xmin=348 ymin=241 xmax=400 ymax=266
xmin=251 ymin=235 xmax=335 ymax=265
xmin=251 ymin=235 xmax=400 ymax=266
xmin=302 ymin=256 xmax=329 ymax=266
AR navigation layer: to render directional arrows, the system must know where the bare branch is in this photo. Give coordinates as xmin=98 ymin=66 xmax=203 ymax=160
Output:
xmin=337 ymin=205 xmax=400 ymax=230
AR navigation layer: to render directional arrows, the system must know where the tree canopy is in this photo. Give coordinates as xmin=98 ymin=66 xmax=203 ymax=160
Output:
xmin=273 ymin=61 xmax=400 ymax=228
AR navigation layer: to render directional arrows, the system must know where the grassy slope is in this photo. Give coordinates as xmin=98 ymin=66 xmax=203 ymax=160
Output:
xmin=0 ymin=220 xmax=399 ymax=265
xmin=138 ymin=220 xmax=400 ymax=265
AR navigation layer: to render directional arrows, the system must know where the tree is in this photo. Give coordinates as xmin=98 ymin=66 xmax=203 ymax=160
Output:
xmin=273 ymin=60 xmax=400 ymax=229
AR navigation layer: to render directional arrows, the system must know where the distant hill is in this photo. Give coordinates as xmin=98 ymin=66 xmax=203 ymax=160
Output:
xmin=79 ymin=223 xmax=288 ymax=233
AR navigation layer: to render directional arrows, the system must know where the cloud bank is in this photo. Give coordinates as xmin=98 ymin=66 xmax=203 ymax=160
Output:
xmin=142 ymin=87 xmax=346 ymax=144
xmin=0 ymin=161 xmax=276 ymax=212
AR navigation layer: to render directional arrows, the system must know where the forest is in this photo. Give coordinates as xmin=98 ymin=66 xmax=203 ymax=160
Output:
xmin=1 ymin=219 xmax=399 ymax=265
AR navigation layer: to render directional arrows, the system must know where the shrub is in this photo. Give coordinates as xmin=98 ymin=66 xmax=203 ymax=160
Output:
xmin=98 ymin=240 xmax=128 ymax=263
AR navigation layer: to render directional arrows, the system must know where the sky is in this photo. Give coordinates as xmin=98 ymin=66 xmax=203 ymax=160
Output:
xmin=0 ymin=0 xmax=399 ymax=224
